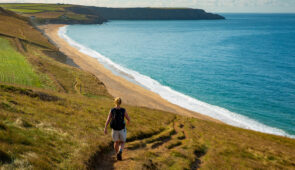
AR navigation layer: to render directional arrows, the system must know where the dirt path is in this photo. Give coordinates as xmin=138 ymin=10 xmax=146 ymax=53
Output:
xmin=90 ymin=118 xmax=205 ymax=170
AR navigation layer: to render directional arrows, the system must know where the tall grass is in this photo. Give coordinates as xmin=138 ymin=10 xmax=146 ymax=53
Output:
xmin=0 ymin=38 xmax=41 ymax=87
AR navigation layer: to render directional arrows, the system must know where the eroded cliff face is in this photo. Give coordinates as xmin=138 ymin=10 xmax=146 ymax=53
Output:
xmin=67 ymin=6 xmax=225 ymax=21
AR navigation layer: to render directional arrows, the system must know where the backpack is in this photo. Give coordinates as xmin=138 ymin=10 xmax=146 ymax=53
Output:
xmin=110 ymin=108 xmax=125 ymax=130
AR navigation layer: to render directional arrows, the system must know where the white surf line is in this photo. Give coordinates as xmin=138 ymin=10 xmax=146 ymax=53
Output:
xmin=58 ymin=25 xmax=295 ymax=139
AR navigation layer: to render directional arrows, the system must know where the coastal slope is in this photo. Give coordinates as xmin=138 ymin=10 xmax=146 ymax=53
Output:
xmin=0 ymin=3 xmax=224 ymax=25
xmin=0 ymin=6 xmax=294 ymax=170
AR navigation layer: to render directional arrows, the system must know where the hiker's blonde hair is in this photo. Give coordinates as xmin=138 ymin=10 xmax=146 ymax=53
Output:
xmin=114 ymin=97 xmax=122 ymax=106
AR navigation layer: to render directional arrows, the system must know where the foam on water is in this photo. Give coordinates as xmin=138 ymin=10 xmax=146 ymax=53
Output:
xmin=58 ymin=25 xmax=295 ymax=139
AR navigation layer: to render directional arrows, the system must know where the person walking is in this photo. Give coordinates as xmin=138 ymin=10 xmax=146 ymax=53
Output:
xmin=104 ymin=97 xmax=130 ymax=160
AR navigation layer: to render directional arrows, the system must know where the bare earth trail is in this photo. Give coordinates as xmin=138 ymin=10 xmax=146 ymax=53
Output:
xmin=91 ymin=118 xmax=205 ymax=170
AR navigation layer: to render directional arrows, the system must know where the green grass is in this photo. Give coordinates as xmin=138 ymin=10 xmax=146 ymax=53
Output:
xmin=0 ymin=3 xmax=72 ymax=8
xmin=7 ymin=8 xmax=43 ymax=13
xmin=0 ymin=3 xmax=71 ymax=13
xmin=0 ymin=3 xmax=48 ymax=8
xmin=0 ymin=3 xmax=99 ymax=24
xmin=0 ymin=38 xmax=41 ymax=87
xmin=0 ymin=7 xmax=294 ymax=169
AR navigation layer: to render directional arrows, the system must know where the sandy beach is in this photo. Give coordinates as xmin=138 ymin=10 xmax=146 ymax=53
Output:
xmin=39 ymin=24 xmax=219 ymax=122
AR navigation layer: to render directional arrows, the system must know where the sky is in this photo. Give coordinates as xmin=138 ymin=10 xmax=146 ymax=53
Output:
xmin=1 ymin=0 xmax=295 ymax=13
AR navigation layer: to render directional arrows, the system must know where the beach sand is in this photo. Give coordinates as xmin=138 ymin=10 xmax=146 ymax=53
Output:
xmin=39 ymin=24 xmax=219 ymax=122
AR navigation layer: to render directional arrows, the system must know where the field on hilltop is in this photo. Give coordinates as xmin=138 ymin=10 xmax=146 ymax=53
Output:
xmin=0 ymin=3 xmax=224 ymax=25
xmin=0 ymin=6 xmax=294 ymax=170
xmin=0 ymin=3 xmax=106 ymax=24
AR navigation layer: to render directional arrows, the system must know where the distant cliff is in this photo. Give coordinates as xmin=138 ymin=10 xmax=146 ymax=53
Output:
xmin=68 ymin=6 xmax=225 ymax=20
xmin=0 ymin=4 xmax=225 ymax=25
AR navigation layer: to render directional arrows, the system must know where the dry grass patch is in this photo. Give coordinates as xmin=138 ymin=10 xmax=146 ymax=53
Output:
xmin=0 ymin=11 xmax=55 ymax=50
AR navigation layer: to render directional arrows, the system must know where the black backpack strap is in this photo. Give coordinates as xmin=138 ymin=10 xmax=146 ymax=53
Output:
xmin=122 ymin=108 xmax=125 ymax=117
xmin=111 ymin=108 xmax=118 ymax=121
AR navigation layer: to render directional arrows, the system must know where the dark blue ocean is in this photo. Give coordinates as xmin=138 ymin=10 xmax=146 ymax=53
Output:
xmin=60 ymin=14 xmax=295 ymax=138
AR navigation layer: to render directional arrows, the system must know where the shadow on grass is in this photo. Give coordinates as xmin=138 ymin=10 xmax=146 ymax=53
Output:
xmin=0 ymin=150 xmax=12 ymax=164
xmin=190 ymin=144 xmax=208 ymax=170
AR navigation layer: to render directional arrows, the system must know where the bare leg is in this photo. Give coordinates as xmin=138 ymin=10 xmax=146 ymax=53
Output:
xmin=114 ymin=141 xmax=120 ymax=153
xmin=119 ymin=142 xmax=125 ymax=152
xmin=116 ymin=141 xmax=124 ymax=160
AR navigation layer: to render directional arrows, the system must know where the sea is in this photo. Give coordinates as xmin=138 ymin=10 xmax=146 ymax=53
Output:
xmin=59 ymin=13 xmax=295 ymax=138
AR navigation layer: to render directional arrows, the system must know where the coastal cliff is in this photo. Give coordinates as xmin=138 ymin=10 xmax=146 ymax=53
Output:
xmin=68 ymin=6 xmax=225 ymax=20
xmin=0 ymin=3 xmax=224 ymax=25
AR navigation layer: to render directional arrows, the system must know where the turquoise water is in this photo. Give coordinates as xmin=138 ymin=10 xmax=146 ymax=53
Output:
xmin=61 ymin=14 xmax=295 ymax=137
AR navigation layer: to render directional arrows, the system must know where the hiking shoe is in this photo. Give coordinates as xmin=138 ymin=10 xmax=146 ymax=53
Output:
xmin=117 ymin=151 xmax=122 ymax=161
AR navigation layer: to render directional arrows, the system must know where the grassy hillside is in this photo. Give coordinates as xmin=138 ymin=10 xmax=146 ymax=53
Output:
xmin=0 ymin=3 xmax=71 ymax=13
xmin=0 ymin=3 xmax=224 ymax=25
xmin=0 ymin=37 xmax=42 ymax=87
xmin=0 ymin=84 xmax=177 ymax=169
xmin=0 ymin=7 xmax=294 ymax=170
xmin=0 ymin=7 xmax=56 ymax=50
xmin=0 ymin=3 xmax=106 ymax=24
